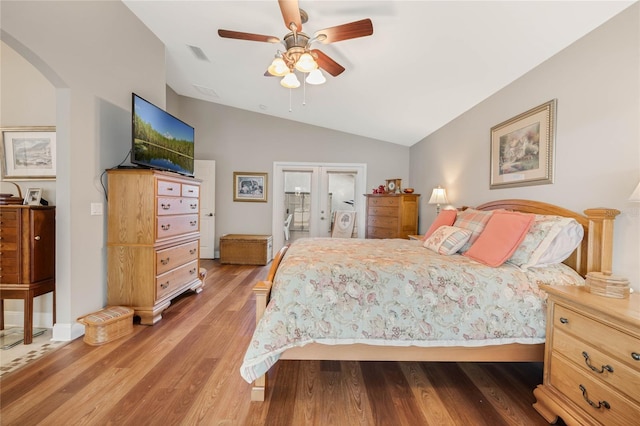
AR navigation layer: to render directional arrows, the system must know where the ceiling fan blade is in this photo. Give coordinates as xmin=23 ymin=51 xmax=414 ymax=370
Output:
xmin=314 ymin=19 xmax=373 ymax=44
xmin=218 ymin=29 xmax=279 ymax=44
xmin=311 ymin=50 xmax=345 ymax=77
xmin=278 ymin=0 xmax=302 ymax=32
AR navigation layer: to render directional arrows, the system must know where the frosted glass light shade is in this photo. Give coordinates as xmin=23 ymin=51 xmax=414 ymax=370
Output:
xmin=295 ymin=53 xmax=317 ymax=73
xmin=268 ymin=57 xmax=289 ymax=76
xmin=281 ymin=72 xmax=300 ymax=88
xmin=305 ymin=69 xmax=326 ymax=85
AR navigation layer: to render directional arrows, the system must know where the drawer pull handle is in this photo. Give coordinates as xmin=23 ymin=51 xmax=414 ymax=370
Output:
xmin=160 ymin=282 xmax=169 ymax=289
xmin=34 ymin=235 xmax=41 ymax=241
xmin=579 ymin=385 xmax=610 ymax=410
xmin=189 ymin=268 xmax=196 ymax=275
xmin=160 ymin=257 xmax=170 ymax=265
xmin=161 ymin=224 xmax=171 ymax=231
xmin=582 ymin=351 xmax=614 ymax=374
xmin=559 ymin=317 xmax=569 ymax=324
xmin=189 ymin=249 xmax=197 ymax=255
xmin=632 ymin=352 xmax=640 ymax=361
xmin=161 ymin=203 xmax=171 ymax=210
xmin=190 ymin=221 xmax=197 ymax=226
xmin=190 ymin=204 xmax=197 ymax=209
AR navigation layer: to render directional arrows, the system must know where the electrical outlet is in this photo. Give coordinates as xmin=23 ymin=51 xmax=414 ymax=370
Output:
xmin=90 ymin=202 xmax=103 ymax=216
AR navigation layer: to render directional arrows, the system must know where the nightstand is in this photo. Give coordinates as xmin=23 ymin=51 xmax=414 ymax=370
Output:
xmin=533 ymin=285 xmax=640 ymax=426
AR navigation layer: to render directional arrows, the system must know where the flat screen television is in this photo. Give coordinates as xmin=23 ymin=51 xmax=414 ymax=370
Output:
xmin=131 ymin=93 xmax=195 ymax=177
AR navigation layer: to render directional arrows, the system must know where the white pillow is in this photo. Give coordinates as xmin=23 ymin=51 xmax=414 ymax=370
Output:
xmin=507 ymin=215 xmax=584 ymax=269
xmin=423 ymin=226 xmax=472 ymax=255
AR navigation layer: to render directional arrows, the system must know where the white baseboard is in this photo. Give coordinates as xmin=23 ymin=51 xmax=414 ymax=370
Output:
xmin=53 ymin=322 xmax=85 ymax=342
xmin=3 ymin=310 xmax=54 ymax=329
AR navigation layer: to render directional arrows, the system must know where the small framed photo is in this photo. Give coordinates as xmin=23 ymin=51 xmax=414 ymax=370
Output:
xmin=24 ymin=188 xmax=43 ymax=205
xmin=233 ymin=172 xmax=267 ymax=202
xmin=1 ymin=126 xmax=56 ymax=180
xmin=490 ymin=99 xmax=556 ymax=189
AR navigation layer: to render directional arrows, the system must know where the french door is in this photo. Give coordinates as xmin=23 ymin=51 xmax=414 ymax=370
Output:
xmin=272 ymin=162 xmax=367 ymax=251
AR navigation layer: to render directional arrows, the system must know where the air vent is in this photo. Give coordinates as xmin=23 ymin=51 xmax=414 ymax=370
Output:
xmin=193 ymin=84 xmax=219 ymax=98
xmin=187 ymin=44 xmax=209 ymax=62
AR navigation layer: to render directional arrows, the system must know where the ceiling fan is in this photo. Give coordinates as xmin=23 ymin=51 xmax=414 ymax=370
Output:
xmin=218 ymin=0 xmax=373 ymax=87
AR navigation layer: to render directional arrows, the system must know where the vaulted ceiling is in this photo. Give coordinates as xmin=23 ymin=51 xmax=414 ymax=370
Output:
xmin=123 ymin=1 xmax=634 ymax=146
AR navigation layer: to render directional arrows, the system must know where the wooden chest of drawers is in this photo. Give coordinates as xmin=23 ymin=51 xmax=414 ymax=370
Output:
xmin=107 ymin=169 xmax=203 ymax=325
xmin=364 ymin=193 xmax=420 ymax=239
xmin=534 ymin=285 xmax=640 ymax=426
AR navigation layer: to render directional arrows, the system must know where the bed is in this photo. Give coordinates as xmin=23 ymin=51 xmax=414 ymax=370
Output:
xmin=242 ymin=199 xmax=620 ymax=401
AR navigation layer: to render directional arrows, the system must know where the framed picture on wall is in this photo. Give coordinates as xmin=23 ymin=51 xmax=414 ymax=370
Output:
xmin=233 ymin=172 xmax=268 ymax=202
xmin=490 ymin=100 xmax=556 ymax=189
xmin=1 ymin=126 xmax=56 ymax=180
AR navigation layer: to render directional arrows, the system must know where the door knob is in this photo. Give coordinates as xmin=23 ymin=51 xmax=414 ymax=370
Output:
xmin=207 ymin=213 xmax=213 ymax=217
xmin=34 ymin=235 xmax=41 ymax=241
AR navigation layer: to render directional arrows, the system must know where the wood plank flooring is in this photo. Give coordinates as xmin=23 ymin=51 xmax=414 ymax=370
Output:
xmin=0 ymin=260 xmax=556 ymax=425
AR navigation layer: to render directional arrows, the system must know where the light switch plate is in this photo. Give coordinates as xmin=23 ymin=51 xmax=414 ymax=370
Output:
xmin=90 ymin=202 xmax=103 ymax=216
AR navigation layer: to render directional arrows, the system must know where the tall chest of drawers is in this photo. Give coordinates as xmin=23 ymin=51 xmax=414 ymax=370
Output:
xmin=107 ymin=169 xmax=203 ymax=325
xmin=534 ymin=285 xmax=640 ymax=426
xmin=0 ymin=205 xmax=56 ymax=344
xmin=364 ymin=193 xmax=420 ymax=239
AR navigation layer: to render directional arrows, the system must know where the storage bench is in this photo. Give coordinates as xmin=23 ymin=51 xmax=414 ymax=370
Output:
xmin=77 ymin=306 xmax=134 ymax=346
xmin=220 ymin=234 xmax=273 ymax=265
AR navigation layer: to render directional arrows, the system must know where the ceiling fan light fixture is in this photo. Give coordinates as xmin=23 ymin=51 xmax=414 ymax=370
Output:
xmin=281 ymin=72 xmax=300 ymax=88
xmin=305 ymin=68 xmax=326 ymax=85
xmin=294 ymin=52 xmax=317 ymax=73
xmin=268 ymin=56 xmax=289 ymax=76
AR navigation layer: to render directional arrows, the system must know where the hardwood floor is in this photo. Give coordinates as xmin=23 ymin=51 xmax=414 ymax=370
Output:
xmin=0 ymin=260 xmax=554 ymax=425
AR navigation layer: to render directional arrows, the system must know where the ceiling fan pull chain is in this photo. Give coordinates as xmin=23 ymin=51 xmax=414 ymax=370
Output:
xmin=289 ymin=87 xmax=293 ymax=112
xmin=303 ymin=74 xmax=307 ymax=106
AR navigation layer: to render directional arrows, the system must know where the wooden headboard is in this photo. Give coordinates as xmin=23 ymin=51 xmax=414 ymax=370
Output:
xmin=475 ymin=199 xmax=620 ymax=277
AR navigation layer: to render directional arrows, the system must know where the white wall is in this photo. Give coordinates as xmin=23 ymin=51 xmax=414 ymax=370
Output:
xmin=1 ymin=1 xmax=166 ymax=337
xmin=410 ymin=4 xmax=640 ymax=291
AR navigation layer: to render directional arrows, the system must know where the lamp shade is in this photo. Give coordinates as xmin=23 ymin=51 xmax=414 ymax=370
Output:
xmin=295 ymin=52 xmax=317 ymax=73
xmin=428 ymin=187 xmax=449 ymax=205
xmin=305 ymin=69 xmax=326 ymax=85
xmin=281 ymin=72 xmax=300 ymax=88
xmin=268 ymin=56 xmax=289 ymax=77
xmin=630 ymin=181 xmax=640 ymax=202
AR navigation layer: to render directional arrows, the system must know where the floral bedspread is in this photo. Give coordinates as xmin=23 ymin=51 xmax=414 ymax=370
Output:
xmin=240 ymin=238 xmax=584 ymax=382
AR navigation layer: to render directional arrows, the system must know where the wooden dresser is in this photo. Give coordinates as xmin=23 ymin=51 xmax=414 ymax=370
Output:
xmin=534 ymin=285 xmax=640 ymax=426
xmin=364 ymin=193 xmax=420 ymax=239
xmin=0 ymin=205 xmax=56 ymax=344
xmin=107 ymin=169 xmax=203 ymax=325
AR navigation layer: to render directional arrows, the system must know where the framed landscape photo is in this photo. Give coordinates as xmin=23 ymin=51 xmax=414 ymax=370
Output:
xmin=490 ymin=100 xmax=556 ymax=189
xmin=233 ymin=172 xmax=268 ymax=202
xmin=23 ymin=188 xmax=42 ymax=205
xmin=1 ymin=126 xmax=56 ymax=180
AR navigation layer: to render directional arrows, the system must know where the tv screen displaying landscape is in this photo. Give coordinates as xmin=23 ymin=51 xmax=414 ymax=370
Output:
xmin=132 ymin=93 xmax=195 ymax=176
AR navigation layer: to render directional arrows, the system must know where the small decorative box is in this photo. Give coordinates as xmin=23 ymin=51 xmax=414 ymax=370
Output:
xmin=586 ymin=271 xmax=630 ymax=299
xmin=77 ymin=306 xmax=134 ymax=346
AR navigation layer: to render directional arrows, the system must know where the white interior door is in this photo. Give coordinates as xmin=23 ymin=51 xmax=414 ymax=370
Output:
xmin=272 ymin=162 xmax=366 ymax=252
xmin=194 ymin=160 xmax=215 ymax=259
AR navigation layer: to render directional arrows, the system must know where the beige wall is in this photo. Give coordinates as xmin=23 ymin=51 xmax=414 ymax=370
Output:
xmin=410 ymin=3 xmax=640 ymax=291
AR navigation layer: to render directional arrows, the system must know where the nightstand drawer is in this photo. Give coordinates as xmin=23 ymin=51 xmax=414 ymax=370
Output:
xmin=553 ymin=328 xmax=640 ymax=404
xmin=550 ymin=353 xmax=639 ymax=426
xmin=553 ymin=304 xmax=640 ymax=369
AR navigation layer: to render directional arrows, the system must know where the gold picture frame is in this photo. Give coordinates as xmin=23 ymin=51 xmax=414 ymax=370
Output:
xmin=490 ymin=100 xmax=556 ymax=189
xmin=233 ymin=172 xmax=268 ymax=202
xmin=1 ymin=126 xmax=56 ymax=180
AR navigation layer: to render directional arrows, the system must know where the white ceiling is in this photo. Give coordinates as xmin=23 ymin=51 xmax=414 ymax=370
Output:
xmin=123 ymin=1 xmax=634 ymax=147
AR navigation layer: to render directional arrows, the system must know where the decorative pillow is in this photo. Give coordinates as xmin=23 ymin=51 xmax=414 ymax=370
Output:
xmin=507 ymin=215 xmax=584 ymax=269
xmin=423 ymin=226 xmax=472 ymax=255
xmin=464 ymin=211 xmax=535 ymax=267
xmin=452 ymin=208 xmax=495 ymax=253
xmin=422 ymin=209 xmax=457 ymax=240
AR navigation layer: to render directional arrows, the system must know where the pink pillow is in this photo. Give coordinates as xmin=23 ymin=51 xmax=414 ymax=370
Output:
xmin=464 ymin=211 xmax=535 ymax=267
xmin=422 ymin=209 xmax=457 ymax=240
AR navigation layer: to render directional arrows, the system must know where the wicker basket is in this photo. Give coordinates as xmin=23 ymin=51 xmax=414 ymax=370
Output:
xmin=78 ymin=306 xmax=134 ymax=346
xmin=0 ymin=181 xmax=24 ymax=205
xmin=586 ymin=271 xmax=630 ymax=299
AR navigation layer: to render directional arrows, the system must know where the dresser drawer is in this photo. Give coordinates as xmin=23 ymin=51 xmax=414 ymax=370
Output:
xmin=157 ymin=197 xmax=199 ymax=216
xmin=553 ymin=328 xmax=640 ymax=404
xmin=181 ymin=184 xmax=199 ymax=198
xmin=368 ymin=206 xmax=398 ymax=218
xmin=553 ymin=304 xmax=640 ymax=369
xmin=156 ymin=214 xmax=199 ymax=240
xmin=367 ymin=227 xmax=397 ymax=239
xmin=156 ymin=259 xmax=199 ymax=301
xmin=0 ymin=257 xmax=19 ymax=283
xmin=367 ymin=215 xmax=398 ymax=228
xmin=0 ymin=209 xmax=18 ymax=225
xmin=368 ymin=197 xmax=400 ymax=207
xmin=550 ymin=353 xmax=639 ymax=426
xmin=156 ymin=240 xmax=199 ymax=275
xmin=157 ymin=179 xmax=182 ymax=196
